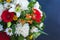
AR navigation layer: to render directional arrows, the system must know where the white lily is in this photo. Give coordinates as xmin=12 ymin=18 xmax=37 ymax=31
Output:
xmin=13 ymin=0 xmax=29 ymax=10
xmin=6 ymin=3 xmax=21 ymax=17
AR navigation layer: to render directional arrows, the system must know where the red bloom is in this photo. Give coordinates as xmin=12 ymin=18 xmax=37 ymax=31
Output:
xmin=32 ymin=9 xmax=42 ymax=23
xmin=1 ymin=10 xmax=14 ymax=23
xmin=0 ymin=32 xmax=10 ymax=40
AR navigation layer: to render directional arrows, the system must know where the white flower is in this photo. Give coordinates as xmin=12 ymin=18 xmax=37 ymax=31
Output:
xmin=8 ymin=3 xmax=21 ymax=17
xmin=14 ymin=0 xmax=29 ymax=10
xmin=0 ymin=4 xmax=4 ymax=21
xmin=5 ymin=28 xmax=13 ymax=36
xmin=0 ymin=24 xmax=3 ymax=31
xmin=39 ymin=22 xmax=44 ymax=30
xmin=15 ymin=23 xmax=29 ymax=37
xmin=15 ymin=23 xmax=22 ymax=36
xmin=31 ymin=26 xmax=39 ymax=33
xmin=20 ymin=23 xmax=29 ymax=37
xmin=34 ymin=2 xmax=40 ymax=9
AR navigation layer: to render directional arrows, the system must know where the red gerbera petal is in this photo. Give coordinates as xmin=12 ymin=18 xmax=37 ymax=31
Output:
xmin=1 ymin=10 xmax=15 ymax=23
xmin=32 ymin=8 xmax=42 ymax=23
xmin=0 ymin=32 xmax=10 ymax=40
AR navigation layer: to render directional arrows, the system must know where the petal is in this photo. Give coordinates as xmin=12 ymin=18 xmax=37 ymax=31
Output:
xmin=16 ymin=12 xmax=21 ymax=17
xmin=34 ymin=2 xmax=40 ymax=9
xmin=0 ymin=4 xmax=4 ymax=16
xmin=20 ymin=23 xmax=29 ymax=37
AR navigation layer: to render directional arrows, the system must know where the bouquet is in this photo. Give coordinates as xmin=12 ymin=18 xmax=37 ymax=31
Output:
xmin=0 ymin=0 xmax=46 ymax=40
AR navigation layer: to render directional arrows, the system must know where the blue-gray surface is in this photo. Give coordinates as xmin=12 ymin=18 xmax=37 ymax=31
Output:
xmin=36 ymin=0 xmax=60 ymax=40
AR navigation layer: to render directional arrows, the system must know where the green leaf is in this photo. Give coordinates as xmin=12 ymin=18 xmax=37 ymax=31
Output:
xmin=33 ymin=32 xmax=41 ymax=38
xmin=19 ymin=11 xmax=26 ymax=19
xmin=41 ymin=12 xmax=46 ymax=22
xmin=32 ymin=21 xmax=39 ymax=26
xmin=39 ymin=30 xmax=48 ymax=35
xmin=18 ymin=35 xmax=24 ymax=40
xmin=28 ymin=2 xmax=36 ymax=8
xmin=10 ymin=36 xmax=16 ymax=40
xmin=11 ymin=24 xmax=15 ymax=34
xmin=31 ymin=0 xmax=37 ymax=2
xmin=7 ymin=22 xmax=11 ymax=27
xmin=37 ymin=22 xmax=44 ymax=30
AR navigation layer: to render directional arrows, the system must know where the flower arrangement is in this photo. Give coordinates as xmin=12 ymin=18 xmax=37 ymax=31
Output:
xmin=0 ymin=0 xmax=46 ymax=40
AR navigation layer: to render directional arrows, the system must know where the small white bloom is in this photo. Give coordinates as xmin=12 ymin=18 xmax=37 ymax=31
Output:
xmin=15 ymin=23 xmax=29 ymax=37
xmin=31 ymin=26 xmax=39 ymax=33
xmin=34 ymin=2 xmax=40 ymax=9
xmin=39 ymin=22 xmax=44 ymax=30
xmin=0 ymin=24 xmax=3 ymax=31
xmin=5 ymin=28 xmax=13 ymax=36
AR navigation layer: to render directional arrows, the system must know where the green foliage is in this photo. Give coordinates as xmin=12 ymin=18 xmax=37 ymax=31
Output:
xmin=11 ymin=24 xmax=15 ymax=34
xmin=0 ymin=0 xmax=4 ymax=4
xmin=19 ymin=11 xmax=26 ymax=19
xmin=18 ymin=35 xmax=24 ymax=40
xmin=28 ymin=1 xmax=36 ymax=8
xmin=10 ymin=36 xmax=16 ymax=40
xmin=33 ymin=32 xmax=41 ymax=38
xmin=31 ymin=0 xmax=37 ymax=2
xmin=7 ymin=22 xmax=11 ymax=27
xmin=41 ymin=12 xmax=46 ymax=22
xmin=39 ymin=30 xmax=48 ymax=35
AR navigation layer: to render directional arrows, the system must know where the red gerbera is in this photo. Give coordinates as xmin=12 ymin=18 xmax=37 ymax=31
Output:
xmin=32 ymin=8 xmax=42 ymax=23
xmin=0 ymin=32 xmax=10 ymax=40
xmin=1 ymin=10 xmax=14 ymax=23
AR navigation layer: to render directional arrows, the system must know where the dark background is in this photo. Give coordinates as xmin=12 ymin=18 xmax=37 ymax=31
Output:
xmin=36 ymin=0 xmax=60 ymax=40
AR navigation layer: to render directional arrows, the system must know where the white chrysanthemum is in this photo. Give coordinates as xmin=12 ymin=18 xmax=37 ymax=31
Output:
xmin=5 ymin=28 xmax=13 ymax=36
xmin=15 ymin=23 xmax=29 ymax=37
xmin=34 ymin=2 xmax=40 ymax=9
xmin=39 ymin=22 xmax=44 ymax=30
xmin=15 ymin=23 xmax=22 ymax=36
xmin=0 ymin=24 xmax=3 ymax=31
xmin=20 ymin=23 xmax=29 ymax=37
xmin=31 ymin=26 xmax=39 ymax=33
xmin=14 ymin=0 xmax=29 ymax=10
